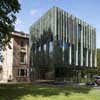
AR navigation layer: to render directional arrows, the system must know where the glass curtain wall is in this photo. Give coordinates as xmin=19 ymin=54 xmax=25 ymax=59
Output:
xmin=30 ymin=6 xmax=97 ymax=72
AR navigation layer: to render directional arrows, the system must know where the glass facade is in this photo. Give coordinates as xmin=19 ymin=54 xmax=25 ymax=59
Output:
xmin=30 ymin=6 xmax=97 ymax=69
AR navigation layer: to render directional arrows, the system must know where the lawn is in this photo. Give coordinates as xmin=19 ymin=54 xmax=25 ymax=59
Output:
xmin=0 ymin=84 xmax=100 ymax=100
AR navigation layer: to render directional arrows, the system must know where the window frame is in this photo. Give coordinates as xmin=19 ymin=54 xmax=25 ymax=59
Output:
xmin=20 ymin=52 xmax=26 ymax=64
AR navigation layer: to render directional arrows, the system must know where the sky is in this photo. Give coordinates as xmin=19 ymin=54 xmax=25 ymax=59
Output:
xmin=15 ymin=0 xmax=100 ymax=48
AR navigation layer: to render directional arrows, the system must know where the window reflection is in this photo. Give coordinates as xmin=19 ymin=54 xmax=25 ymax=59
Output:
xmin=49 ymin=41 xmax=53 ymax=57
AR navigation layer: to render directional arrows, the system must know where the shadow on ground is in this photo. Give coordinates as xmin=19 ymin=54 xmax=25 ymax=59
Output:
xmin=0 ymin=83 xmax=91 ymax=100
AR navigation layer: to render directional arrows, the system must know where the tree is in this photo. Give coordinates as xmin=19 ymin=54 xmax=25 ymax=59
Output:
xmin=97 ymin=48 xmax=100 ymax=75
xmin=97 ymin=48 xmax=100 ymax=67
xmin=0 ymin=0 xmax=20 ymax=49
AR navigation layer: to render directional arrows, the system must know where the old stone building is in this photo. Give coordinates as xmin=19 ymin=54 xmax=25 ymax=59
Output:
xmin=0 ymin=31 xmax=30 ymax=83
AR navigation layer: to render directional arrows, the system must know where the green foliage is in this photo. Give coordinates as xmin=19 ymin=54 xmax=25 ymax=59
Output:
xmin=0 ymin=0 xmax=20 ymax=49
xmin=97 ymin=48 xmax=100 ymax=67
xmin=81 ymin=68 xmax=98 ymax=75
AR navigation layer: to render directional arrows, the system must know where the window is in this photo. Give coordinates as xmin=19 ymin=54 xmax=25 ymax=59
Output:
xmin=21 ymin=41 xmax=24 ymax=47
xmin=64 ymin=42 xmax=69 ymax=64
xmin=20 ymin=69 xmax=25 ymax=76
xmin=20 ymin=52 xmax=26 ymax=63
xmin=83 ymin=48 xmax=87 ymax=66
xmin=38 ymin=46 xmax=41 ymax=51
xmin=78 ymin=24 xmax=81 ymax=40
xmin=49 ymin=41 xmax=53 ymax=57
xmin=71 ymin=44 xmax=75 ymax=65
xmin=78 ymin=24 xmax=81 ymax=65
xmin=18 ymin=69 xmax=27 ymax=77
xmin=44 ymin=44 xmax=46 ymax=52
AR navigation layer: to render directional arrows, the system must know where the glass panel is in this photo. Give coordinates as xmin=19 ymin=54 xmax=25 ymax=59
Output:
xmin=49 ymin=41 xmax=53 ymax=57
xmin=78 ymin=24 xmax=81 ymax=41
xmin=44 ymin=44 xmax=46 ymax=52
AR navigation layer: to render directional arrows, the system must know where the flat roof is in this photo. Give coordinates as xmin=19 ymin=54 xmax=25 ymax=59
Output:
xmin=12 ymin=31 xmax=29 ymax=39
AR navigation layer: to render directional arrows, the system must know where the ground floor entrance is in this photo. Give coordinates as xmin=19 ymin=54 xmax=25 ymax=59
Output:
xmin=31 ymin=66 xmax=96 ymax=83
xmin=55 ymin=67 xmax=81 ymax=82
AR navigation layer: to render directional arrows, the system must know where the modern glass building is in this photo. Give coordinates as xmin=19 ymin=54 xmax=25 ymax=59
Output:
xmin=30 ymin=6 xmax=97 ymax=81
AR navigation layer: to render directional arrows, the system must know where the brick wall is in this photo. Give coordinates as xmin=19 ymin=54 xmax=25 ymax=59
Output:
xmin=12 ymin=32 xmax=30 ymax=82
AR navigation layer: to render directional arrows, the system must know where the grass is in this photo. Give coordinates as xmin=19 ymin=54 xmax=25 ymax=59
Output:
xmin=0 ymin=84 xmax=100 ymax=100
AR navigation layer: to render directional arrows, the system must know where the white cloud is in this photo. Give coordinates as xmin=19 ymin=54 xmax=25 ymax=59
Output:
xmin=30 ymin=9 xmax=38 ymax=16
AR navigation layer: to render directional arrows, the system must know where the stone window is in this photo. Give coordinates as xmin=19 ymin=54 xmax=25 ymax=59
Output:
xmin=20 ymin=52 xmax=26 ymax=63
xmin=18 ymin=69 xmax=27 ymax=77
xmin=21 ymin=41 xmax=24 ymax=47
